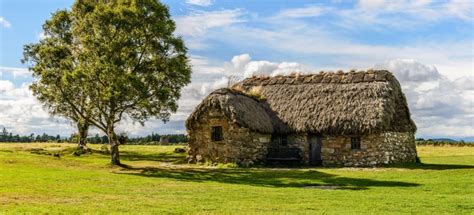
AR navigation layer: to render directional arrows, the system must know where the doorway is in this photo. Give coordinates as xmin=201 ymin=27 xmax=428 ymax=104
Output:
xmin=308 ymin=134 xmax=322 ymax=166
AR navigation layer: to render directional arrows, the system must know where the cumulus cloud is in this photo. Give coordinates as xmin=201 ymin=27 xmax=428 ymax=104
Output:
xmin=0 ymin=79 xmax=74 ymax=135
xmin=0 ymin=80 xmax=15 ymax=92
xmin=0 ymin=17 xmax=11 ymax=28
xmin=226 ymin=54 xmax=310 ymax=78
xmin=0 ymin=67 xmax=31 ymax=79
xmin=374 ymin=59 xmax=441 ymax=82
xmin=185 ymin=0 xmax=213 ymax=7
xmin=175 ymin=9 xmax=244 ymax=37
xmin=374 ymin=59 xmax=473 ymax=137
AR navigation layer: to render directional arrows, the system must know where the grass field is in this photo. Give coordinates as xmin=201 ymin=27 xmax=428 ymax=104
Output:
xmin=0 ymin=143 xmax=473 ymax=214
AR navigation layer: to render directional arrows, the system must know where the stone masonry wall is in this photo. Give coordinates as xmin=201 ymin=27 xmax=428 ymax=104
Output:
xmin=320 ymin=132 xmax=417 ymax=166
xmin=288 ymin=134 xmax=309 ymax=163
xmin=187 ymin=108 xmax=271 ymax=166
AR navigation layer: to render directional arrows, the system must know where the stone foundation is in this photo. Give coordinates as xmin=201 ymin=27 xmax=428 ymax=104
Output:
xmin=267 ymin=132 xmax=417 ymax=166
xmin=320 ymin=132 xmax=417 ymax=166
xmin=187 ymin=108 xmax=271 ymax=166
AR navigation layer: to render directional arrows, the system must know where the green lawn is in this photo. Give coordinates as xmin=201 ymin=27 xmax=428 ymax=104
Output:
xmin=0 ymin=143 xmax=473 ymax=214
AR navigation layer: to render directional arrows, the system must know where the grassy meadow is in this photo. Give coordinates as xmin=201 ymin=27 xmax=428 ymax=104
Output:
xmin=0 ymin=143 xmax=473 ymax=214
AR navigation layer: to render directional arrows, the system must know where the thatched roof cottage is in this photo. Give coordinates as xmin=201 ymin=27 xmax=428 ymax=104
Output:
xmin=186 ymin=70 xmax=418 ymax=166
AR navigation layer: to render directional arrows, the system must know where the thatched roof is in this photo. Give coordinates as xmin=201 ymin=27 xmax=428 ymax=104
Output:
xmin=186 ymin=88 xmax=274 ymax=133
xmin=187 ymin=70 xmax=416 ymax=135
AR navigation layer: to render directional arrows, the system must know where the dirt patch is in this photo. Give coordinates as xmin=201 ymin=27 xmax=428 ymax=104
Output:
xmin=303 ymin=185 xmax=341 ymax=190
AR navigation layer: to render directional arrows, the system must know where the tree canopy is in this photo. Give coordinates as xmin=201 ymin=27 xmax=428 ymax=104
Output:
xmin=23 ymin=0 xmax=192 ymax=165
xmin=23 ymin=9 xmax=93 ymax=148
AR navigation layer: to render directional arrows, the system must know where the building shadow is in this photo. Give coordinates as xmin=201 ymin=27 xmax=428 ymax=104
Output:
xmin=119 ymin=151 xmax=188 ymax=164
xmin=115 ymin=165 xmax=419 ymax=190
xmin=383 ymin=162 xmax=474 ymax=170
xmin=115 ymin=150 xmax=474 ymax=171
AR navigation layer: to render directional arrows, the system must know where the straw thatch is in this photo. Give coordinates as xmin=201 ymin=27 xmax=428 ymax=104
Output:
xmin=187 ymin=70 xmax=416 ymax=135
xmin=186 ymin=88 xmax=274 ymax=133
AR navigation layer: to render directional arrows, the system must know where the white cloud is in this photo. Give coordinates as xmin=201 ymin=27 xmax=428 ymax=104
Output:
xmin=36 ymin=31 xmax=47 ymax=40
xmin=0 ymin=79 xmax=74 ymax=136
xmin=175 ymin=9 xmax=244 ymax=37
xmin=216 ymin=24 xmax=472 ymax=79
xmin=0 ymin=67 xmax=31 ymax=78
xmin=353 ymin=0 xmax=473 ymax=24
xmin=275 ymin=6 xmax=327 ymax=19
xmin=174 ymin=9 xmax=245 ymax=49
xmin=374 ymin=59 xmax=473 ymax=137
xmin=185 ymin=0 xmax=213 ymax=7
xmin=0 ymin=17 xmax=11 ymax=28
xmin=445 ymin=0 xmax=474 ymax=21
xmin=0 ymin=80 xmax=15 ymax=92
xmin=374 ymin=58 xmax=441 ymax=82
xmin=358 ymin=0 xmax=387 ymax=10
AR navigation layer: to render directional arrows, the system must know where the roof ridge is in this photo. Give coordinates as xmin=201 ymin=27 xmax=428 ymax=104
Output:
xmin=239 ymin=70 xmax=393 ymax=86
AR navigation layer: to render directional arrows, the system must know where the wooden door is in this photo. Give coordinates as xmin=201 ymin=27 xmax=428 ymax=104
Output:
xmin=309 ymin=134 xmax=322 ymax=166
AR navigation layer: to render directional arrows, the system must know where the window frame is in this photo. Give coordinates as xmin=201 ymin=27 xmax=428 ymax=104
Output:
xmin=211 ymin=126 xmax=223 ymax=141
xmin=350 ymin=137 xmax=361 ymax=150
xmin=271 ymin=134 xmax=289 ymax=146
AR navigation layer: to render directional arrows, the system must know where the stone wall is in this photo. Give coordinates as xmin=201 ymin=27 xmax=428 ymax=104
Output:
xmin=188 ymin=109 xmax=417 ymax=167
xmin=320 ymin=132 xmax=417 ymax=166
xmin=288 ymin=134 xmax=309 ymax=163
xmin=187 ymin=108 xmax=271 ymax=166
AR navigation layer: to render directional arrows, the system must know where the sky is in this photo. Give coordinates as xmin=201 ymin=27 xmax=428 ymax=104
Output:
xmin=0 ymin=0 xmax=473 ymax=139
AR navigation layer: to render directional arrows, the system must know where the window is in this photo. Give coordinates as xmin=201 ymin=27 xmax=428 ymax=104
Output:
xmin=281 ymin=135 xmax=288 ymax=146
xmin=271 ymin=134 xmax=288 ymax=146
xmin=211 ymin=126 xmax=223 ymax=141
xmin=351 ymin=137 xmax=361 ymax=150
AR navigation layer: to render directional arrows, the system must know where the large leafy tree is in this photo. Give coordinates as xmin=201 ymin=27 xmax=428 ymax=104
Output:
xmin=23 ymin=10 xmax=92 ymax=149
xmin=25 ymin=0 xmax=191 ymax=165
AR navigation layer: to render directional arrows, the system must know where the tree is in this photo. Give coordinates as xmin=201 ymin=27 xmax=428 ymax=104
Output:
xmin=25 ymin=0 xmax=191 ymax=165
xmin=23 ymin=9 xmax=93 ymax=149
xmin=0 ymin=128 xmax=7 ymax=142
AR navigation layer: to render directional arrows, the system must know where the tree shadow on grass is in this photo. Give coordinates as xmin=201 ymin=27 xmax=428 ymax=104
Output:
xmin=384 ymin=162 xmax=474 ymax=170
xmin=119 ymin=151 xmax=188 ymax=164
xmin=115 ymin=166 xmax=419 ymax=190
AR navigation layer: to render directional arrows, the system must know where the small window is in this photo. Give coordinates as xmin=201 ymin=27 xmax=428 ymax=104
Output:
xmin=271 ymin=134 xmax=288 ymax=146
xmin=211 ymin=126 xmax=223 ymax=141
xmin=281 ymin=135 xmax=288 ymax=146
xmin=351 ymin=137 xmax=361 ymax=150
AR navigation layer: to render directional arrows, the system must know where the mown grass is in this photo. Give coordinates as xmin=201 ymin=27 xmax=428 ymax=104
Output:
xmin=0 ymin=143 xmax=473 ymax=214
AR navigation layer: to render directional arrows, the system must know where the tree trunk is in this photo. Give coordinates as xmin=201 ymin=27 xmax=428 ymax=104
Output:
xmin=107 ymin=129 xmax=120 ymax=165
xmin=77 ymin=122 xmax=89 ymax=149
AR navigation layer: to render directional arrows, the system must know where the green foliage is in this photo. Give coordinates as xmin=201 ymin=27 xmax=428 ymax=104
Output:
xmin=245 ymin=91 xmax=266 ymax=101
xmin=0 ymin=144 xmax=473 ymax=213
xmin=23 ymin=0 xmax=192 ymax=165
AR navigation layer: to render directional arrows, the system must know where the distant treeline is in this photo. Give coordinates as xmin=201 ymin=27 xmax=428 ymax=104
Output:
xmin=0 ymin=127 xmax=187 ymax=144
xmin=79 ymin=133 xmax=187 ymax=145
xmin=416 ymin=138 xmax=473 ymax=147
xmin=0 ymin=128 xmax=62 ymax=143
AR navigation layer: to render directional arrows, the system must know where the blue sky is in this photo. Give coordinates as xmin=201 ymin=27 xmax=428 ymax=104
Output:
xmin=0 ymin=0 xmax=473 ymax=139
